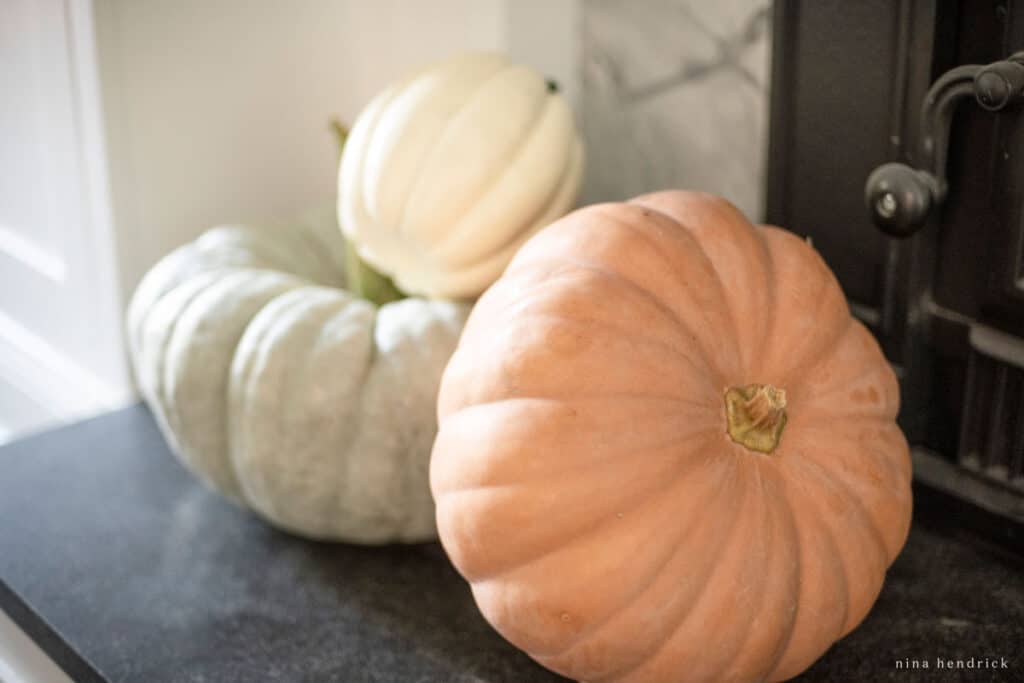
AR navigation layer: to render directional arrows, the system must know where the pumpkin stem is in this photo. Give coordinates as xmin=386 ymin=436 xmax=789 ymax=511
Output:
xmin=330 ymin=118 xmax=349 ymax=151
xmin=330 ymin=119 xmax=407 ymax=307
xmin=342 ymin=237 xmax=406 ymax=307
xmin=724 ymin=384 xmax=787 ymax=454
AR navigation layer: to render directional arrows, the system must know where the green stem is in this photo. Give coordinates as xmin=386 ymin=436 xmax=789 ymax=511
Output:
xmin=342 ymin=237 xmax=406 ymax=306
xmin=330 ymin=118 xmax=407 ymax=307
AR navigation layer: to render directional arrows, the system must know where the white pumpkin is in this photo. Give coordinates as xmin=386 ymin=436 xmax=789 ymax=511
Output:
xmin=339 ymin=52 xmax=584 ymax=300
xmin=127 ymin=206 xmax=469 ymax=543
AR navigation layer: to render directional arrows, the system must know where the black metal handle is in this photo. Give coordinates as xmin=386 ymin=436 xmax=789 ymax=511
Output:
xmin=865 ymin=52 xmax=1024 ymax=238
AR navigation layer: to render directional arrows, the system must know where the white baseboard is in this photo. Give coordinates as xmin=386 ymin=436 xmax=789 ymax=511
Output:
xmin=0 ymin=378 xmax=56 ymax=447
xmin=0 ymin=310 xmax=135 ymax=444
xmin=0 ymin=418 xmax=15 ymax=445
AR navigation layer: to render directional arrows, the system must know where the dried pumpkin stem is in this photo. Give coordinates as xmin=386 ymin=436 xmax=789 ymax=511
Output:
xmin=724 ymin=384 xmax=788 ymax=454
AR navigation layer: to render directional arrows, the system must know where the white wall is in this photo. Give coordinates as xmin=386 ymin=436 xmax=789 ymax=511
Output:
xmin=505 ymin=0 xmax=581 ymax=108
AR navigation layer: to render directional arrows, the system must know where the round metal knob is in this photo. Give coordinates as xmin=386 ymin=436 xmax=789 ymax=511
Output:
xmin=974 ymin=60 xmax=1024 ymax=111
xmin=864 ymin=162 xmax=938 ymax=238
xmin=864 ymin=52 xmax=1024 ymax=239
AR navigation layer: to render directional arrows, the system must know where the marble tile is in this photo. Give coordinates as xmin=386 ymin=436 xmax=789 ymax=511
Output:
xmin=581 ymin=0 xmax=772 ymax=220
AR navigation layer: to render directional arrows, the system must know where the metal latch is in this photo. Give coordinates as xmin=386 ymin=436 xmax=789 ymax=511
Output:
xmin=864 ymin=51 xmax=1024 ymax=237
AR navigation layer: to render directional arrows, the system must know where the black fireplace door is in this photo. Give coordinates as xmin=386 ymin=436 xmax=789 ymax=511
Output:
xmin=767 ymin=0 xmax=1024 ymax=538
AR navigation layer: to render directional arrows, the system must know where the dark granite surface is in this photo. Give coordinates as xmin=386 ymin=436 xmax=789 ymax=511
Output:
xmin=0 ymin=404 xmax=1022 ymax=682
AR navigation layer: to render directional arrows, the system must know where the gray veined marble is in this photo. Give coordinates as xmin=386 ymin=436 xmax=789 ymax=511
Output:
xmin=582 ymin=0 xmax=772 ymax=220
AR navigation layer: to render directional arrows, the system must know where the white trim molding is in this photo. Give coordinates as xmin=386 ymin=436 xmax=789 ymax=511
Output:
xmin=0 ymin=310 xmax=133 ymax=426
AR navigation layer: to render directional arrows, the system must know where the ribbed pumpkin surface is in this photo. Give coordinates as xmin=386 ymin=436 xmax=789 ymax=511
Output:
xmin=431 ymin=191 xmax=912 ymax=682
xmin=339 ymin=52 xmax=583 ymax=300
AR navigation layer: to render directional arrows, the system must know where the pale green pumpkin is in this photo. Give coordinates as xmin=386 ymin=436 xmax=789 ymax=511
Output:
xmin=127 ymin=207 xmax=468 ymax=542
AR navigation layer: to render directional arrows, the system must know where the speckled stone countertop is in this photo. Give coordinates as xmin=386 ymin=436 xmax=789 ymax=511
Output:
xmin=1 ymin=405 xmax=1022 ymax=682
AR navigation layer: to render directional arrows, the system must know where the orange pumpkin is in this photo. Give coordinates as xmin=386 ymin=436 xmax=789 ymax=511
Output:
xmin=431 ymin=191 xmax=912 ymax=682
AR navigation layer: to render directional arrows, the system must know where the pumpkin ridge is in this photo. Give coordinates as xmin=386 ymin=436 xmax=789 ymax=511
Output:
xmin=490 ymin=255 xmax=717 ymax=357
xmin=388 ymin=306 xmax=423 ymax=538
xmin=446 ymin=301 xmax=718 ymax=406
xmin=439 ymin=483 xmax=646 ymax=584
xmin=748 ymin=224 xmax=777 ymax=377
xmin=880 ymin=421 xmax=914 ymax=482
xmin=159 ymin=271 xmax=254 ymax=416
xmin=588 ymin=457 xmax=755 ymax=682
xmin=199 ymin=226 xmax=308 ymax=279
xmin=758 ymin=476 xmax=804 ymax=681
xmin=339 ymin=80 xmax=404 ymax=253
xmin=430 ymin=137 xmax=583 ymax=284
xmin=734 ymin=222 xmax=778 ymax=382
xmin=792 ymin=422 xmax=911 ymax=492
xmin=646 ymin=467 xmax=787 ymax=682
xmin=382 ymin=62 xmax=509 ymax=241
xmin=630 ymin=191 xmax=777 ymax=379
xmin=147 ymin=285 xmax=207 ymax=412
xmin=229 ymin=287 xmax=346 ymax=511
xmin=136 ymin=270 xmax=219 ymax=469
xmin=703 ymin=464 xmax=784 ymax=682
xmin=778 ymin=472 xmax=854 ymax=667
xmin=347 ymin=303 xmax=433 ymax=532
xmin=437 ymin=434 xmax=721 ymax=583
xmin=791 ymin=371 xmax=895 ymax=419
xmin=231 ymin=289 xmax=377 ymax=527
xmin=433 ymin=414 xmax=718 ymax=494
xmin=794 ymin=454 xmax=892 ymax=577
xmin=789 ymin=322 xmax=899 ymax=421
xmin=439 ymin=309 xmax=722 ymax=414
xmin=513 ymin=310 xmax=708 ymax=371
xmin=759 ymin=228 xmax=852 ymax=385
xmin=414 ymin=217 xmax=545 ymax=299
xmin=535 ymin=449 xmax=738 ymax=672
xmin=234 ymin=292 xmax=308 ymax=520
xmin=763 ymin=496 xmax=849 ymax=680
xmin=434 ymin=423 xmax=721 ymax=496
xmin=704 ymin=222 xmax=771 ymax=381
xmin=590 ymin=205 xmax=740 ymax=379
xmin=486 ymin=257 xmax=702 ymax=353
xmin=490 ymin=256 xmax=723 ymax=386
xmin=786 ymin=436 xmax=909 ymax=536
xmin=497 ymin=309 xmax=720 ymax=396
xmin=837 ymin=450 xmax=911 ymax=565
xmin=164 ymin=269 xmax=304 ymax=499
xmin=168 ymin=274 xmax=252 ymax=493
xmin=397 ymin=63 xmax=536 ymax=242
xmin=791 ymin=455 xmax=891 ymax=607
xmin=126 ymin=243 xmax=197 ymax=358
xmin=621 ymin=198 xmax=753 ymax=375
xmin=431 ymin=395 xmax=720 ymax=492
xmin=386 ymin=300 xmax=470 ymax=538
xmin=444 ymin=389 xmax=717 ymax=412
xmin=426 ymin=99 xmax=574 ymax=268
xmin=778 ymin=312 xmax=855 ymax=392
xmin=755 ymin=227 xmax=798 ymax=380
xmin=141 ymin=269 xmax=218 ymax=403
